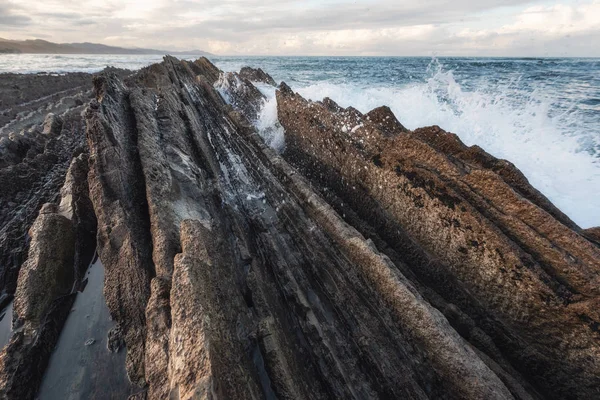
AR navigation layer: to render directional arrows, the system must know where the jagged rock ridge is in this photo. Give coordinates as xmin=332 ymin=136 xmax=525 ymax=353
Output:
xmin=0 ymin=68 xmax=128 ymax=310
xmin=0 ymin=57 xmax=598 ymax=400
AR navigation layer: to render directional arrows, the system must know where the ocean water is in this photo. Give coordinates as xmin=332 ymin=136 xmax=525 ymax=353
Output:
xmin=1 ymin=54 xmax=599 ymax=228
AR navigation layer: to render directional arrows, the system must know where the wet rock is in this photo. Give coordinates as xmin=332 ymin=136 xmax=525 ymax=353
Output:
xmin=365 ymin=105 xmax=408 ymax=135
xmin=41 ymin=113 xmax=62 ymax=135
xmin=13 ymin=203 xmax=75 ymax=333
xmin=239 ymin=66 xmax=277 ymax=86
xmin=583 ymin=227 xmax=600 ymax=245
xmin=38 ymin=257 xmax=134 ymax=400
xmin=321 ymin=96 xmax=344 ymax=113
xmin=0 ymin=199 xmax=76 ymax=399
xmin=86 ymin=74 xmax=154 ymax=388
xmin=0 ymin=72 xmax=90 ymax=129
xmin=0 ymin=293 xmax=75 ymax=399
xmin=216 ymin=71 xmax=266 ymax=121
xmin=58 ymin=154 xmax=97 ymax=282
xmin=0 ymin=57 xmax=598 ymax=400
xmin=410 ymin=125 xmax=578 ymax=229
xmin=0 ymin=67 xmax=124 ymax=308
xmin=84 ymin=56 xmax=517 ymax=399
xmin=0 ymin=146 xmax=97 ymax=399
xmin=277 ymin=84 xmax=600 ymax=400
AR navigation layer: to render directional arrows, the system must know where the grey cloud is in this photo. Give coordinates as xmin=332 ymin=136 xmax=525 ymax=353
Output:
xmin=38 ymin=12 xmax=84 ymax=20
xmin=3 ymin=0 xmax=599 ymax=56
xmin=73 ymin=19 xmax=99 ymax=26
xmin=0 ymin=3 xmax=32 ymax=27
xmin=131 ymin=0 xmax=538 ymax=48
xmin=156 ymin=0 xmax=536 ymax=33
xmin=0 ymin=16 xmax=31 ymax=27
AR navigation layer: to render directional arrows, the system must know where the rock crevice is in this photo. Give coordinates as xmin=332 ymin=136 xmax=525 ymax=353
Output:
xmin=0 ymin=57 xmax=598 ymax=400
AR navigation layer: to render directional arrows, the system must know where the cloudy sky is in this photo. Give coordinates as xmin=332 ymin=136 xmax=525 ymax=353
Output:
xmin=0 ymin=0 xmax=599 ymax=56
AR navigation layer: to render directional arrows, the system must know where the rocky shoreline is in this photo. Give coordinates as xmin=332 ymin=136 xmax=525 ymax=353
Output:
xmin=0 ymin=57 xmax=598 ymax=399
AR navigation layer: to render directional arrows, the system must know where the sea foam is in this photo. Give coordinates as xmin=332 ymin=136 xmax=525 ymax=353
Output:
xmin=253 ymin=60 xmax=599 ymax=228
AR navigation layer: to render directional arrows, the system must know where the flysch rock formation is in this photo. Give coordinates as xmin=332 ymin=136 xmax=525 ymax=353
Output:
xmin=276 ymin=85 xmax=600 ymax=400
xmin=0 ymin=68 xmax=128 ymax=311
xmin=0 ymin=56 xmax=598 ymax=400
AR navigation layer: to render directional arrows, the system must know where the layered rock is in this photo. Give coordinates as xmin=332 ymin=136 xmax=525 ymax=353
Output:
xmin=0 ymin=68 xmax=126 ymax=310
xmin=277 ymin=84 xmax=600 ymax=399
xmin=0 ymin=72 xmax=90 ymax=129
xmin=0 ymin=109 xmax=85 ymax=309
xmin=0 ymin=57 xmax=598 ymax=400
xmin=215 ymin=70 xmax=267 ymax=121
xmin=0 ymin=154 xmax=96 ymax=398
xmin=239 ymin=66 xmax=277 ymax=86
xmin=81 ymin=57 xmax=563 ymax=399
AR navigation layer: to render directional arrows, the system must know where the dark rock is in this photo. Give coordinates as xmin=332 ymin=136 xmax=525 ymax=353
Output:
xmin=239 ymin=66 xmax=277 ymax=86
xmin=321 ymin=97 xmax=344 ymax=113
xmin=84 ymin=57 xmax=515 ymax=399
xmin=216 ymin=71 xmax=266 ymax=121
xmin=41 ymin=113 xmax=62 ymax=135
xmin=0 ymin=146 xmax=97 ymax=399
xmin=365 ymin=105 xmax=408 ymax=135
xmin=0 ymin=293 xmax=76 ymax=399
xmin=0 ymin=110 xmax=84 ymax=303
xmin=0 ymin=67 xmax=125 ymax=305
xmin=86 ymin=73 xmax=155 ymax=388
xmin=583 ymin=227 xmax=600 ymax=245
xmin=0 ymin=56 xmax=598 ymax=400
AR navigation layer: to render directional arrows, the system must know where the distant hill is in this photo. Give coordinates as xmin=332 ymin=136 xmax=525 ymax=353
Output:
xmin=0 ymin=38 xmax=213 ymax=56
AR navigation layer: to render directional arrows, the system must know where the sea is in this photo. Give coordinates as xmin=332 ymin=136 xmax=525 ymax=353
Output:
xmin=1 ymin=54 xmax=598 ymax=228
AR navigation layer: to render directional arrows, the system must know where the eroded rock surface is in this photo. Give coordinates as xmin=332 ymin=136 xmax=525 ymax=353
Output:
xmin=277 ymin=84 xmax=600 ymax=400
xmin=239 ymin=66 xmax=277 ymax=86
xmin=13 ymin=203 xmax=75 ymax=333
xmin=0 ymin=68 xmax=127 ymax=310
xmin=0 ymin=57 xmax=598 ymax=400
xmin=0 ymin=153 xmax=97 ymax=399
xmin=216 ymin=71 xmax=267 ymax=121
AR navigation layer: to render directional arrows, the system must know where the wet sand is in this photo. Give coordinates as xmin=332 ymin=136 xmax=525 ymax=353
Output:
xmin=38 ymin=256 xmax=133 ymax=399
xmin=0 ymin=300 xmax=13 ymax=349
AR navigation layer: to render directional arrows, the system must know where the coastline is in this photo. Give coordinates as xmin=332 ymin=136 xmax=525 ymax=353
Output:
xmin=0 ymin=56 xmax=598 ymax=399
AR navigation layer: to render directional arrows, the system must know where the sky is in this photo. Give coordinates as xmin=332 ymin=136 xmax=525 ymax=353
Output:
xmin=0 ymin=0 xmax=599 ymax=56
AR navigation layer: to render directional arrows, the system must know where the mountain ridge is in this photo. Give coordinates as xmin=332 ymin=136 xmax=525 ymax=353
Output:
xmin=0 ymin=38 xmax=212 ymax=56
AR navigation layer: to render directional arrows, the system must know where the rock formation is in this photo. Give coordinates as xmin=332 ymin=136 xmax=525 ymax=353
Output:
xmin=0 ymin=153 xmax=96 ymax=398
xmin=0 ymin=56 xmax=598 ymax=400
xmin=276 ymin=84 xmax=600 ymax=400
xmin=239 ymin=66 xmax=277 ymax=86
xmin=0 ymin=68 xmax=127 ymax=310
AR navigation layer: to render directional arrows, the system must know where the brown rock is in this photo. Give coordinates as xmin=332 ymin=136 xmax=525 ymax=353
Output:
xmin=583 ymin=227 xmax=600 ymax=245
xmin=82 ymin=57 xmax=520 ymax=399
xmin=276 ymin=84 xmax=600 ymax=400
xmin=86 ymin=75 xmax=154 ymax=388
xmin=365 ymin=105 xmax=408 ymax=136
xmin=2 ymin=57 xmax=597 ymax=400
xmin=13 ymin=203 xmax=74 ymax=333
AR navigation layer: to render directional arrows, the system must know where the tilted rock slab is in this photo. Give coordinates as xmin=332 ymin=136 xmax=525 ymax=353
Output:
xmin=83 ymin=56 xmax=524 ymax=399
xmin=1 ymin=56 xmax=598 ymax=400
xmin=0 ymin=153 xmax=96 ymax=399
xmin=276 ymin=83 xmax=600 ymax=399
